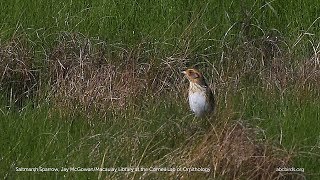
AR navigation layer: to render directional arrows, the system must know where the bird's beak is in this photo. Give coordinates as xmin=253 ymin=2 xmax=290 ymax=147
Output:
xmin=182 ymin=71 xmax=186 ymax=75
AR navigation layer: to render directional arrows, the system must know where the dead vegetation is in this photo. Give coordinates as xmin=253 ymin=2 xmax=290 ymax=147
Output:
xmin=48 ymin=33 xmax=187 ymax=115
xmin=162 ymin=121 xmax=303 ymax=180
xmin=0 ymin=35 xmax=39 ymax=107
xmin=1 ymin=32 xmax=318 ymax=111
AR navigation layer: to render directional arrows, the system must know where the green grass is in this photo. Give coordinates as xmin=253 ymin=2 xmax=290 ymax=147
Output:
xmin=242 ymin=88 xmax=320 ymax=175
xmin=0 ymin=0 xmax=320 ymax=179
xmin=1 ymin=0 xmax=319 ymax=51
xmin=1 ymin=88 xmax=319 ymax=178
xmin=0 ymin=99 xmax=190 ymax=179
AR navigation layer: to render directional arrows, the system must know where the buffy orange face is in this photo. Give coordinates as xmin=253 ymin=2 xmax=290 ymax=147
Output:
xmin=182 ymin=68 xmax=215 ymax=117
xmin=182 ymin=69 xmax=206 ymax=85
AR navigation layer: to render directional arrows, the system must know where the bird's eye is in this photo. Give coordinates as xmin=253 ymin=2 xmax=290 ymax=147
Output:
xmin=190 ymin=72 xmax=199 ymax=79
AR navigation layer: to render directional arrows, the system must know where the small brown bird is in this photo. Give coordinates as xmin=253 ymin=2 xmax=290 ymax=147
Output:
xmin=182 ymin=68 xmax=215 ymax=117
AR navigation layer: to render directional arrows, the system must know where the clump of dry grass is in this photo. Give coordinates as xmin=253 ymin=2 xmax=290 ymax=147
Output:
xmin=0 ymin=35 xmax=38 ymax=107
xmin=211 ymin=30 xmax=320 ymax=110
xmin=48 ymin=32 xmax=188 ymax=116
xmin=163 ymin=120 xmax=302 ymax=180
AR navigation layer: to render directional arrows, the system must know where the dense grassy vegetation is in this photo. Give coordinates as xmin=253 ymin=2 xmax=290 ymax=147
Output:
xmin=0 ymin=0 xmax=319 ymax=179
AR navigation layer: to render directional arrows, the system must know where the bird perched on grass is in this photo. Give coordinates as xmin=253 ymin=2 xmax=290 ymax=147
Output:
xmin=182 ymin=68 xmax=215 ymax=117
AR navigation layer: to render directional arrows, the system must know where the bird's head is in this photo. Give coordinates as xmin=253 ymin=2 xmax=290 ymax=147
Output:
xmin=182 ymin=68 xmax=206 ymax=85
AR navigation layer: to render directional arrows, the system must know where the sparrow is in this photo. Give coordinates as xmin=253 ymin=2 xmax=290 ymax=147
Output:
xmin=182 ymin=68 xmax=215 ymax=117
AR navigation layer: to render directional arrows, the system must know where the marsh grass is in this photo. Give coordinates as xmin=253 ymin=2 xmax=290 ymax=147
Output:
xmin=0 ymin=0 xmax=320 ymax=179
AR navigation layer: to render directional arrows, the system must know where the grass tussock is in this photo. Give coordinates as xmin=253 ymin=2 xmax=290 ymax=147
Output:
xmin=165 ymin=121 xmax=302 ymax=179
xmin=0 ymin=36 xmax=38 ymax=106
xmin=48 ymin=33 xmax=188 ymax=116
